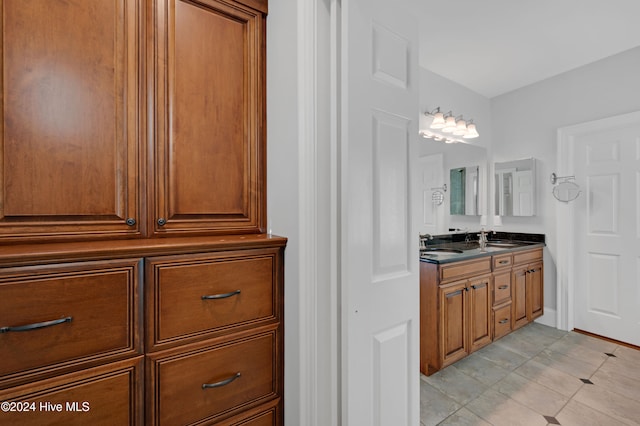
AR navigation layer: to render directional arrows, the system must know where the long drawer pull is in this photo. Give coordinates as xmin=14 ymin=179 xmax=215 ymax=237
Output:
xmin=499 ymin=319 xmax=509 ymax=324
xmin=202 ymin=372 xmax=241 ymax=389
xmin=498 ymin=285 xmax=508 ymax=290
xmin=0 ymin=316 xmax=73 ymax=333
xmin=201 ymin=290 xmax=241 ymax=300
xmin=498 ymin=260 xmax=510 ymax=264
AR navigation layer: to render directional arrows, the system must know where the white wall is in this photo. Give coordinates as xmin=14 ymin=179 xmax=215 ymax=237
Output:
xmin=266 ymin=1 xmax=300 ymax=423
xmin=491 ymin=46 xmax=640 ymax=319
xmin=419 ymin=67 xmax=493 ymax=232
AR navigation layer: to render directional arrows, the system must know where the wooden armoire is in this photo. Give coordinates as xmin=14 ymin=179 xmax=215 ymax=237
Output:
xmin=0 ymin=0 xmax=285 ymax=424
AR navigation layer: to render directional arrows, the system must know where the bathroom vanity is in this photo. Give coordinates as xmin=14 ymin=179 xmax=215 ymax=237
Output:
xmin=419 ymin=233 xmax=544 ymax=376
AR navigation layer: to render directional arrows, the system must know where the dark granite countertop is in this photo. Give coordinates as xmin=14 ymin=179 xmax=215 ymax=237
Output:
xmin=419 ymin=232 xmax=545 ymax=264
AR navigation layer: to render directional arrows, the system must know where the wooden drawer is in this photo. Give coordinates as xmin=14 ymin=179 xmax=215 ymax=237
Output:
xmin=217 ymin=401 xmax=280 ymax=426
xmin=492 ymin=254 xmax=512 ymax=270
xmin=0 ymin=259 xmax=141 ymax=388
xmin=146 ymin=249 xmax=280 ymax=350
xmin=493 ymin=272 xmax=511 ymax=306
xmin=0 ymin=356 xmax=143 ymax=425
xmin=148 ymin=331 xmax=278 ymax=425
xmin=493 ymin=304 xmax=512 ymax=340
xmin=440 ymin=257 xmax=491 ymax=283
xmin=513 ymin=248 xmax=543 ymax=265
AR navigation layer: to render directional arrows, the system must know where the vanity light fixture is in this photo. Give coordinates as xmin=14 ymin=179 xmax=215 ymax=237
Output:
xmin=420 ymin=107 xmax=480 ymax=143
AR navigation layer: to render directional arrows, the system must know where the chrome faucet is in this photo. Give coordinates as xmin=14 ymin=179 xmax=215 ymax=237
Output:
xmin=478 ymin=229 xmax=488 ymax=251
xmin=419 ymin=233 xmax=433 ymax=250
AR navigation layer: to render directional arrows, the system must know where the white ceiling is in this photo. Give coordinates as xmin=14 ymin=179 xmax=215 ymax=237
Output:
xmin=419 ymin=0 xmax=640 ymax=99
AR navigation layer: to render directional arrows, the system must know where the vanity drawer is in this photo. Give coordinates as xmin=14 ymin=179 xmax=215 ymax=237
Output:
xmin=493 ymin=304 xmax=512 ymax=340
xmin=149 ymin=332 xmax=278 ymax=425
xmin=439 ymin=257 xmax=491 ymax=283
xmin=0 ymin=356 xmax=143 ymax=426
xmin=513 ymin=248 xmax=543 ymax=265
xmin=0 ymin=259 xmax=141 ymax=388
xmin=492 ymin=254 xmax=512 ymax=270
xmin=493 ymin=272 xmax=511 ymax=306
xmin=146 ymin=249 xmax=280 ymax=350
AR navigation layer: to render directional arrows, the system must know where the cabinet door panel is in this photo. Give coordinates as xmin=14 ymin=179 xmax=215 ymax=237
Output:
xmin=468 ymin=276 xmax=491 ymax=352
xmin=512 ymin=267 xmax=528 ymax=329
xmin=0 ymin=0 xmax=142 ymax=241
xmin=529 ymin=262 xmax=543 ymax=319
xmin=440 ymin=282 xmax=467 ymax=366
xmin=153 ymin=0 xmax=265 ymax=235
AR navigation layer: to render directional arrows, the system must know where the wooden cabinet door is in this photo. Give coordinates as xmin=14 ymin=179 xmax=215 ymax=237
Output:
xmin=0 ymin=0 xmax=142 ymax=242
xmin=439 ymin=281 xmax=468 ymax=367
xmin=468 ymin=275 xmax=492 ymax=353
xmin=151 ymin=0 xmax=266 ymax=236
xmin=512 ymin=266 xmax=528 ymax=329
xmin=528 ymin=262 xmax=544 ymax=320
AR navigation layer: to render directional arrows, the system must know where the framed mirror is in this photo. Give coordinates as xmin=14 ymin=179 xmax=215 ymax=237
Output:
xmin=494 ymin=158 xmax=536 ymax=216
xmin=450 ymin=165 xmax=479 ymax=215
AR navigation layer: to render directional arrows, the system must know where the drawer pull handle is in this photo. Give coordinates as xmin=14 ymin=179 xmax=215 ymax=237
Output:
xmin=0 ymin=316 xmax=72 ymax=333
xmin=202 ymin=372 xmax=241 ymax=389
xmin=499 ymin=319 xmax=509 ymax=324
xmin=499 ymin=260 xmax=509 ymax=264
xmin=498 ymin=285 xmax=508 ymax=290
xmin=201 ymin=290 xmax=241 ymax=300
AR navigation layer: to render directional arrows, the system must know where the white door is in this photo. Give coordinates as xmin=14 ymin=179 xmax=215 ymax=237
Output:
xmin=571 ymin=115 xmax=640 ymax=346
xmin=419 ymin=154 xmax=444 ymax=235
xmin=340 ymin=0 xmax=420 ymax=424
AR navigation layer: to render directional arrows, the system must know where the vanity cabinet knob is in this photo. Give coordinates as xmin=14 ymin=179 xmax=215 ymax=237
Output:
xmin=157 ymin=218 xmax=167 ymax=226
xmin=126 ymin=218 xmax=136 ymax=226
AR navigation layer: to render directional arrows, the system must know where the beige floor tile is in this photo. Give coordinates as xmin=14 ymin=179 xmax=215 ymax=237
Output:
xmin=492 ymin=372 xmax=569 ymax=416
xmin=591 ymin=368 xmax=640 ymax=403
xmin=532 ymin=348 xmax=601 ymax=379
xmin=563 ymin=331 xmax=619 ymax=353
xmin=475 ymin=342 xmax=529 ymax=371
xmin=438 ymin=408 xmax=493 ymax=426
xmin=450 ymin=353 xmax=511 ymax=386
xmin=573 ymin=383 xmax=640 ymax=425
xmin=465 ymin=389 xmax=548 ymax=426
xmin=613 ymin=345 xmax=640 ymax=363
xmin=423 ymin=365 xmax=488 ymax=405
xmin=547 ymin=337 xmax=609 ymax=366
xmin=514 ymin=359 xmax=583 ymax=397
xmin=556 ymin=400 xmax=628 ymax=426
xmin=600 ymin=356 xmax=640 ymax=382
xmin=419 ymin=380 xmax=461 ymax=426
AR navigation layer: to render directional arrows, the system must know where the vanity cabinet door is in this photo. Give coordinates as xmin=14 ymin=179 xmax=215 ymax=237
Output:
xmin=529 ymin=262 xmax=544 ymax=320
xmin=512 ymin=266 xmax=528 ymax=330
xmin=468 ymin=275 xmax=492 ymax=353
xmin=439 ymin=281 xmax=468 ymax=367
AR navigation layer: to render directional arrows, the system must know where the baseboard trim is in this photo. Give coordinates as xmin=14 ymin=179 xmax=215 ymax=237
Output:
xmin=573 ymin=329 xmax=640 ymax=351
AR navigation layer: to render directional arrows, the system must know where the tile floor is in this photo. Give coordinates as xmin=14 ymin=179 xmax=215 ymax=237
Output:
xmin=420 ymin=322 xmax=640 ymax=426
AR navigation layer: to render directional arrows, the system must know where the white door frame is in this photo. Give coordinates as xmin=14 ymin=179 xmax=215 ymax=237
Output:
xmin=556 ymin=110 xmax=640 ymax=332
xmin=296 ymin=0 xmax=339 ymax=425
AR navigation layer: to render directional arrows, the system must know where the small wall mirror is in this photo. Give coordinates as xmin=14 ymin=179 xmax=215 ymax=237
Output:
xmin=450 ymin=165 xmax=479 ymax=215
xmin=494 ymin=158 xmax=536 ymax=216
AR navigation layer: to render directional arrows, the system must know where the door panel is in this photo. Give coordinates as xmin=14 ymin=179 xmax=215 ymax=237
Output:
xmin=468 ymin=277 xmax=491 ymax=352
xmin=512 ymin=267 xmax=528 ymax=329
xmin=341 ymin=0 xmax=419 ymax=424
xmin=440 ymin=282 xmax=467 ymax=364
xmin=573 ymin=119 xmax=640 ymax=346
xmin=153 ymin=0 xmax=265 ymax=235
xmin=0 ymin=0 xmax=141 ymax=241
